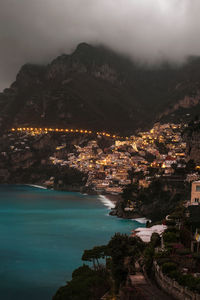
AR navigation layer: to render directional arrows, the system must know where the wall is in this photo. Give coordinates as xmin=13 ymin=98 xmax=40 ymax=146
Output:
xmin=191 ymin=182 xmax=200 ymax=204
xmin=154 ymin=261 xmax=200 ymax=300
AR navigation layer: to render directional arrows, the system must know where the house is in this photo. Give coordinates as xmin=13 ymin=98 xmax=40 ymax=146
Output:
xmin=191 ymin=180 xmax=200 ymax=205
xmin=162 ymin=156 xmax=177 ymax=168
xmin=131 ymin=225 xmax=167 ymax=243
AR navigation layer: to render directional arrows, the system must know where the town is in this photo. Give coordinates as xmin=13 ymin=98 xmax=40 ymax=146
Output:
xmin=0 ymin=122 xmax=196 ymax=195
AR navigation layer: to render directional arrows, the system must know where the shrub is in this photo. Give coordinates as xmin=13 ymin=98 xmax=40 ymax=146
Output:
xmin=176 ymin=248 xmax=191 ymax=256
xmin=150 ymin=233 xmax=161 ymax=247
xmin=164 ymin=227 xmax=178 ymax=233
xmin=168 ymin=270 xmax=180 ymax=280
xmin=154 ymin=250 xmax=170 ymax=259
xmin=178 ymin=274 xmax=196 ymax=290
xmin=156 ymin=257 xmax=171 ymax=266
xmin=163 ymin=231 xmax=178 ymax=243
xmin=162 ymin=262 xmax=177 ymax=274
xmin=165 ymin=220 xmax=176 ymax=226
xmin=192 ymin=253 xmax=200 ymax=261
xmin=144 ymin=245 xmax=154 ymax=274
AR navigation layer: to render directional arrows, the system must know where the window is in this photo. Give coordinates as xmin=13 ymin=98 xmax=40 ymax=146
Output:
xmin=195 ymin=198 xmax=199 ymax=203
xmin=196 ymin=185 xmax=200 ymax=192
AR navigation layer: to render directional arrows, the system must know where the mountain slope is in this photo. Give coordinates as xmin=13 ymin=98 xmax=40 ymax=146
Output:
xmin=1 ymin=43 xmax=200 ymax=134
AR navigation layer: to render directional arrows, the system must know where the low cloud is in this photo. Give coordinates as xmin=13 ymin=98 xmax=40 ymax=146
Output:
xmin=1 ymin=0 xmax=200 ymax=90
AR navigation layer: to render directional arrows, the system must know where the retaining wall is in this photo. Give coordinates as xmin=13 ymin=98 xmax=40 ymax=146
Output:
xmin=154 ymin=261 xmax=200 ymax=300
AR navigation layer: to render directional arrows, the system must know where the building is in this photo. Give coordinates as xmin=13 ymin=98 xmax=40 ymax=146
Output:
xmin=131 ymin=225 xmax=167 ymax=243
xmin=191 ymin=180 xmax=200 ymax=205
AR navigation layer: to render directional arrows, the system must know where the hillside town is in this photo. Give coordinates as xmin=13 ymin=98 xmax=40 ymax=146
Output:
xmin=46 ymin=122 xmax=189 ymax=193
xmin=0 ymin=122 xmax=196 ymax=194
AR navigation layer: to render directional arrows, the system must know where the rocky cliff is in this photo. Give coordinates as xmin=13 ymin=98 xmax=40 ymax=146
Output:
xmin=184 ymin=120 xmax=200 ymax=164
xmin=2 ymin=44 xmax=200 ymax=134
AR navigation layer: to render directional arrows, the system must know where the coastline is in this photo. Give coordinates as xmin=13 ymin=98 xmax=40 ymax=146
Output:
xmin=105 ymin=193 xmax=122 ymax=205
xmin=133 ymin=217 xmax=149 ymax=224
xmin=98 ymin=195 xmax=115 ymax=209
xmin=26 ymin=184 xmax=47 ymax=190
xmin=5 ymin=183 xmax=147 ymax=221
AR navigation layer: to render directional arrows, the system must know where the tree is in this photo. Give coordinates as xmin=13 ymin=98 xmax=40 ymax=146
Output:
xmin=186 ymin=159 xmax=196 ymax=173
xmin=82 ymin=245 xmax=108 ymax=270
xmin=53 ymin=265 xmax=109 ymax=300
xmin=107 ymin=233 xmax=144 ymax=292
xmin=128 ymin=167 xmax=135 ymax=184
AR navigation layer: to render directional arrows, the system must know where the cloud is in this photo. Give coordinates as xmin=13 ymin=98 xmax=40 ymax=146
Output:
xmin=0 ymin=0 xmax=200 ymax=90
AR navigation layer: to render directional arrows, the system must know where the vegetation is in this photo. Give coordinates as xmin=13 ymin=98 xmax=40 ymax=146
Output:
xmin=53 ymin=233 xmax=145 ymax=299
xmin=121 ymin=179 xmax=189 ymax=222
xmin=53 ymin=265 xmax=110 ymax=300
xmin=107 ymin=233 xmax=145 ymax=292
xmin=143 ymin=232 xmax=161 ymax=274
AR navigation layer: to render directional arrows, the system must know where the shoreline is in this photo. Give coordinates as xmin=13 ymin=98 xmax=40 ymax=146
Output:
xmin=25 ymin=184 xmax=47 ymax=190
xmin=104 ymin=193 xmax=122 ymax=205
xmin=3 ymin=183 xmax=147 ymax=221
xmin=98 ymin=195 xmax=115 ymax=209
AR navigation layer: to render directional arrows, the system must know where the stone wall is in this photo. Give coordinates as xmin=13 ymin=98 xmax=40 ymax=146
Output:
xmin=154 ymin=261 xmax=200 ymax=300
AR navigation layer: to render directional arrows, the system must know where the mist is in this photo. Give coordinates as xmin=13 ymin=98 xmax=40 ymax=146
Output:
xmin=1 ymin=0 xmax=200 ymax=91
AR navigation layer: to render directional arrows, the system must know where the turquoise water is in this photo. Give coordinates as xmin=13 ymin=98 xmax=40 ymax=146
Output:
xmin=0 ymin=185 xmax=144 ymax=300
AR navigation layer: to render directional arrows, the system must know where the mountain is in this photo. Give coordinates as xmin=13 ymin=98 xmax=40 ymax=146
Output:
xmin=1 ymin=43 xmax=200 ymax=134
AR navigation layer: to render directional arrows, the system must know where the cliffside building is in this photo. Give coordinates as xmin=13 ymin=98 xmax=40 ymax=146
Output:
xmin=191 ymin=180 xmax=200 ymax=205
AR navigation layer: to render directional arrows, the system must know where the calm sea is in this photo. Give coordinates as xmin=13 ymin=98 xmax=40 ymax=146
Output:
xmin=0 ymin=185 xmax=144 ymax=300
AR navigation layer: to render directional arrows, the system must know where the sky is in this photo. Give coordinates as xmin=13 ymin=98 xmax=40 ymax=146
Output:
xmin=1 ymin=0 xmax=200 ymax=91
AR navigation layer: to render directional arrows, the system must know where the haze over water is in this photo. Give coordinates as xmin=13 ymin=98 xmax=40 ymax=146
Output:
xmin=0 ymin=185 xmax=144 ymax=300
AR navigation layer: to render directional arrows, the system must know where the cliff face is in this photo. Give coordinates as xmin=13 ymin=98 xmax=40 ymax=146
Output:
xmin=159 ymin=92 xmax=200 ymax=118
xmin=182 ymin=118 xmax=200 ymax=164
xmin=185 ymin=131 xmax=200 ymax=164
xmin=2 ymin=44 xmax=200 ymax=133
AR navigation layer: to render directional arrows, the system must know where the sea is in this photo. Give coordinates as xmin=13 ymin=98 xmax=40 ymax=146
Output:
xmin=0 ymin=184 xmax=145 ymax=300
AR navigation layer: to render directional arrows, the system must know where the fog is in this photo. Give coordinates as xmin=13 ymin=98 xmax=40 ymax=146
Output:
xmin=1 ymin=0 xmax=200 ymax=90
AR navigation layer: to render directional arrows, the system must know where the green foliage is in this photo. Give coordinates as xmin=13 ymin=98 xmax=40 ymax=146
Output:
xmin=72 ymin=264 xmax=92 ymax=278
xmin=192 ymin=253 xmax=200 ymax=261
xmin=176 ymin=248 xmax=191 ymax=256
xmin=186 ymin=159 xmax=196 ymax=173
xmin=161 ymin=261 xmax=200 ymax=292
xmin=163 ymin=231 xmax=178 ymax=243
xmin=167 ymin=270 xmax=180 ymax=280
xmin=156 ymin=257 xmax=171 ymax=266
xmin=162 ymin=262 xmax=177 ymax=274
xmin=165 ymin=219 xmax=176 ymax=226
xmin=53 ymin=265 xmax=109 ymax=300
xmin=180 ymin=227 xmax=192 ymax=248
xmin=107 ymin=233 xmax=144 ymax=292
xmin=82 ymin=245 xmax=108 ymax=270
xmin=122 ymin=183 xmax=138 ymax=202
xmin=143 ymin=245 xmax=154 ymax=274
xmin=150 ymin=233 xmax=161 ymax=248
xmin=154 ymin=141 xmax=168 ymax=154
xmin=143 ymin=233 xmax=161 ymax=274
xmin=178 ymin=274 xmax=200 ymax=292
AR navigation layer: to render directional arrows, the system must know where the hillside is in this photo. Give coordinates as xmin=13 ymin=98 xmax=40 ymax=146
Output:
xmin=1 ymin=43 xmax=200 ymax=134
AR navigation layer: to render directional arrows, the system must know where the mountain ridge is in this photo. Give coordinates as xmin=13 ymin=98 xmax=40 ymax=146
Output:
xmin=1 ymin=43 xmax=200 ymax=134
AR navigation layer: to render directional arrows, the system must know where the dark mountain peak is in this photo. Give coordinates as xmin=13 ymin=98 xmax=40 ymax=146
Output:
xmin=1 ymin=43 xmax=200 ymax=133
xmin=74 ymin=42 xmax=94 ymax=53
xmin=13 ymin=63 xmax=46 ymax=89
